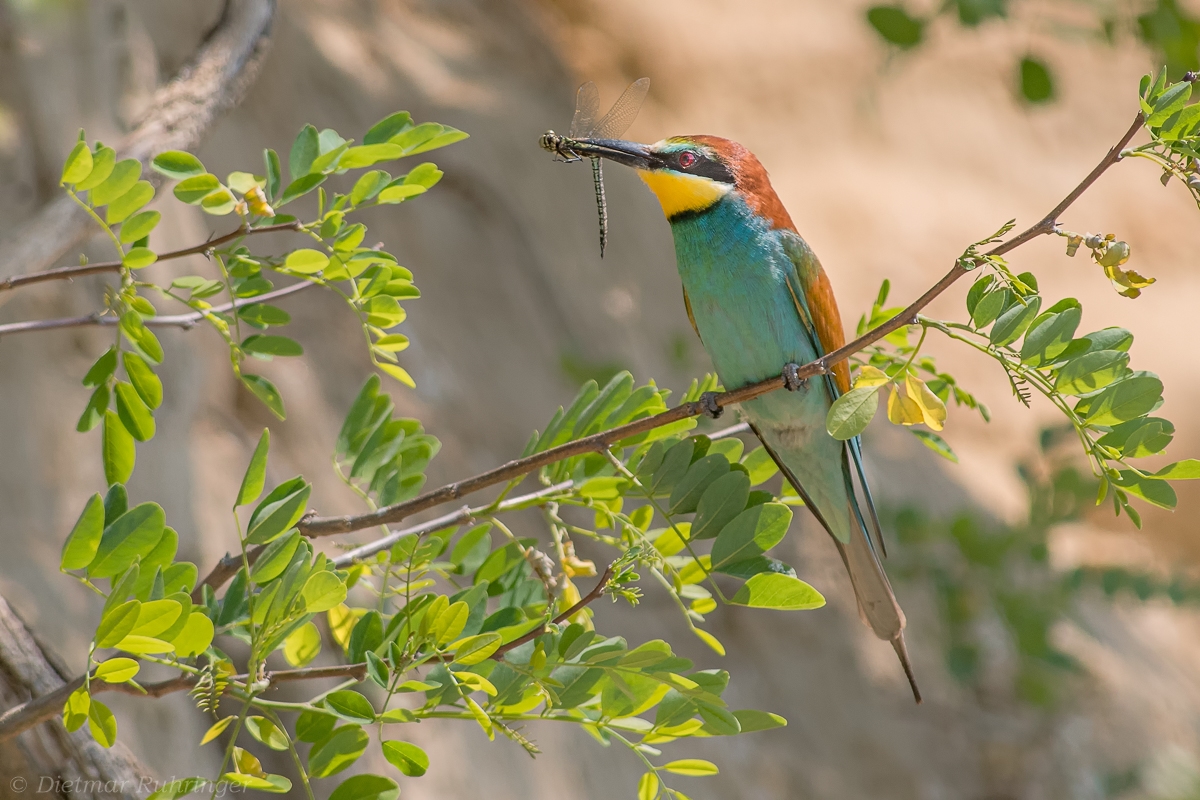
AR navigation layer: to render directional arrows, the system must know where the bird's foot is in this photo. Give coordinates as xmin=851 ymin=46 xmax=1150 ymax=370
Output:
xmin=699 ymin=392 xmax=723 ymax=419
xmin=782 ymin=362 xmax=806 ymax=392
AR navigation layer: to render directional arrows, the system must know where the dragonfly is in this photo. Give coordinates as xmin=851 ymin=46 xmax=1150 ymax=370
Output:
xmin=540 ymin=77 xmax=650 ymax=257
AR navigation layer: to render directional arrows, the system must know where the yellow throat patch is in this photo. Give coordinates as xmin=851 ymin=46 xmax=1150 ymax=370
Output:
xmin=637 ymin=170 xmax=732 ymax=219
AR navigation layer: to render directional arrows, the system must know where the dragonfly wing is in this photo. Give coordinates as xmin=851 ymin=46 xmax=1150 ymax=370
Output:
xmin=592 ymin=77 xmax=650 ymax=139
xmin=569 ymin=82 xmax=600 ymax=138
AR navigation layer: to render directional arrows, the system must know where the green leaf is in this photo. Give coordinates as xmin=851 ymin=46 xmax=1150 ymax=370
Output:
xmin=730 ymin=573 xmax=826 ymax=610
xmin=106 ymin=181 xmax=154 ymax=224
xmin=376 ymin=183 xmax=426 ymax=204
xmin=284 ymin=248 xmax=329 ymax=274
xmin=246 ymin=477 xmax=310 ymax=544
xmin=308 ymin=726 xmax=369 ymax=778
xmin=83 ymin=347 xmax=118 ymax=388
xmin=220 ymin=774 xmax=290 ymax=793
xmin=637 ymin=772 xmax=659 ymax=800
xmin=698 ymin=701 xmax=741 ymax=734
xmin=284 ymin=621 xmax=322 ymax=667
xmin=95 ymin=600 xmax=140 ymax=648
xmin=1018 ymin=56 xmax=1055 ymax=103
xmin=61 ymin=493 xmax=105 ymax=570
xmin=173 ymin=173 xmax=221 ymax=204
xmin=114 ymin=381 xmax=155 ymax=442
xmin=295 ymin=710 xmax=337 ymax=743
xmin=1055 ymin=349 xmax=1130 ymax=396
xmin=241 ymin=374 xmax=286 ymax=420
xmin=129 ymin=598 xmax=183 ymax=637
xmin=711 ymin=502 xmax=792 ymax=567
xmin=279 ymin=173 xmax=326 ymax=206
xmin=363 ymin=295 xmax=406 ymax=327
xmin=971 ymin=288 xmax=1010 ymax=328
xmin=451 ymin=632 xmax=502 ymax=665
xmin=1081 ymin=375 xmax=1163 ymax=426
xmin=691 ymin=471 xmax=751 ymax=540
xmin=235 ymin=429 xmax=271 ymax=507
xmin=88 ymin=698 xmax=117 ymax=747
xmin=866 ymin=5 xmax=923 ymax=48
xmin=669 ymin=454 xmax=730 ymax=514
xmin=382 ymin=740 xmax=429 ymax=777
xmin=61 ymin=140 xmax=93 ymax=185
xmin=911 ymin=429 xmax=958 ymax=462
xmin=350 ymin=170 xmax=389 ymax=205
xmin=75 ymin=145 xmax=115 ymax=191
xmin=242 ymin=335 xmax=304 ymax=358
xmin=302 ymin=570 xmax=347 ymax=612
xmin=250 ymin=530 xmax=302 ymax=584
xmin=122 ymin=247 xmax=157 ymax=269
xmin=741 ymin=447 xmax=779 ymax=485
xmin=329 ymin=774 xmax=400 ymax=800
xmin=77 ymin=385 xmax=109 ymax=432
xmin=289 ymin=124 xmax=320 ymax=179
xmin=265 ymin=148 xmax=282 ymax=200
xmin=663 ymin=759 xmax=719 ymax=777
xmin=245 ymin=717 xmax=291 ymax=751
xmin=101 ymin=410 xmax=135 ymax=485
xmin=200 ymin=187 xmax=237 ymax=215
xmin=1153 ymin=459 xmax=1200 ymax=480
xmin=1116 ymin=470 xmax=1177 ymax=510
xmin=989 ymin=295 xmax=1041 ymax=347
xmin=151 ymin=150 xmax=206 ymax=180
xmin=88 ymin=502 xmax=166 ymax=578
xmin=1149 ymin=81 xmax=1191 ymax=127
xmin=404 ymin=162 xmax=443 ymax=188
xmin=90 ymin=159 xmax=141 ymax=206
xmin=825 ymin=386 xmax=880 ymax=440
xmin=339 ymin=143 xmax=405 ymax=169
xmin=365 ymin=111 xmax=413 ymax=145
xmin=238 ymin=303 xmax=291 ymax=328
xmin=122 ymin=352 xmax=162 ymax=410
xmin=732 ymin=708 xmax=788 ymax=732
xmin=1098 ymin=416 xmax=1174 ymax=457
xmin=1020 ymin=303 xmax=1081 ymax=366
xmin=170 ymin=612 xmax=214 ymax=658
xmin=326 ymin=690 xmax=372 ymax=729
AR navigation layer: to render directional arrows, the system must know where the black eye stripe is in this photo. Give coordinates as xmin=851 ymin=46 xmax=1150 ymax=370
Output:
xmin=688 ymin=157 xmax=735 ymax=184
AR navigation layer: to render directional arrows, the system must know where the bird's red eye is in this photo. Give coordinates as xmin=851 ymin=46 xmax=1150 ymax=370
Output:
xmin=678 ymin=151 xmax=698 ymax=168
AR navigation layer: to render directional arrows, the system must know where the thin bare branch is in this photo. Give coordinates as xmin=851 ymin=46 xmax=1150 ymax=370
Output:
xmin=0 ymin=221 xmax=301 ymax=293
xmin=0 ymin=279 xmax=316 ymax=339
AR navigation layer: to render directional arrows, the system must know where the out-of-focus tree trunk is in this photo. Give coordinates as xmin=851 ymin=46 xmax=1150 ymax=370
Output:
xmin=0 ymin=595 xmax=151 ymax=800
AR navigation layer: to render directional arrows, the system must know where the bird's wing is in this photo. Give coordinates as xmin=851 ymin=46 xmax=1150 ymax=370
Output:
xmin=777 ymin=231 xmax=850 ymax=393
xmin=777 ymin=231 xmax=884 ymax=553
xmin=682 ymin=286 xmax=702 ymax=343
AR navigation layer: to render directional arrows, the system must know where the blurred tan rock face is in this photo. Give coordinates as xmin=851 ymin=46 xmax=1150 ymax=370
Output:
xmin=1 ymin=0 xmax=1199 ymax=797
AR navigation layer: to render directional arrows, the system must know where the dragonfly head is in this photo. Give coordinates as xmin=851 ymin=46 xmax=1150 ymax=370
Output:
xmin=571 ymin=136 xmax=757 ymax=221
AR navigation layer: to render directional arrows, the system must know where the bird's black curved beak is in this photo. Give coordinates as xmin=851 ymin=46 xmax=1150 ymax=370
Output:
xmin=567 ymin=138 xmax=659 ymax=171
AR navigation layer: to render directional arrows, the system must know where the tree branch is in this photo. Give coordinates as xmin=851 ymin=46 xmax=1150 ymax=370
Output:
xmin=492 ymin=566 xmax=615 ymax=659
xmin=0 ymin=278 xmax=316 ymax=339
xmin=0 ymin=660 xmax=371 ymax=745
xmin=293 ymin=110 xmax=1146 ymax=541
xmin=0 ymin=221 xmax=301 ymax=293
xmin=0 ymin=0 xmax=278 ymax=287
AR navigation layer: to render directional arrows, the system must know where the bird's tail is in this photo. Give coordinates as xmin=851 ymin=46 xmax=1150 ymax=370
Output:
xmin=831 ymin=528 xmax=921 ymax=704
xmin=748 ymin=422 xmax=921 ymax=703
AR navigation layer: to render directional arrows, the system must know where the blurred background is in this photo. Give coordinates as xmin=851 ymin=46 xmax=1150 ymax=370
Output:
xmin=1 ymin=0 xmax=1199 ymax=797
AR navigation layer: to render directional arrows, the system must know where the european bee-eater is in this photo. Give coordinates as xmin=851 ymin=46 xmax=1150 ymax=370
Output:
xmin=569 ymin=134 xmax=920 ymax=703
